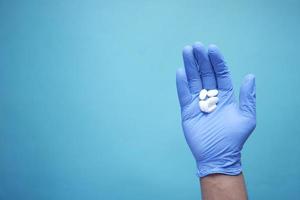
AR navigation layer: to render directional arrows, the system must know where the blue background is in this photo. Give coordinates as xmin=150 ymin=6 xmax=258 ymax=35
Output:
xmin=1 ymin=0 xmax=300 ymax=199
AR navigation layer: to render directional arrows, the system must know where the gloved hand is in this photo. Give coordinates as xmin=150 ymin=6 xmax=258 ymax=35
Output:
xmin=176 ymin=42 xmax=256 ymax=177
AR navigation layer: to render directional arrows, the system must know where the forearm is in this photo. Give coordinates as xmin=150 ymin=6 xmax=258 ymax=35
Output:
xmin=200 ymin=173 xmax=248 ymax=200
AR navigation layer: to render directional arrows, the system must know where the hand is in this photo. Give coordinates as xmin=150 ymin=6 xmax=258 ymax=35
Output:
xmin=176 ymin=42 xmax=256 ymax=177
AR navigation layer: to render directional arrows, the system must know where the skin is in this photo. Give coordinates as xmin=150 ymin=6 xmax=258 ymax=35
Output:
xmin=200 ymin=173 xmax=248 ymax=200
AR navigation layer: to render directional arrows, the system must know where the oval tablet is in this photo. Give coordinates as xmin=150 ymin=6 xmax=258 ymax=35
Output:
xmin=207 ymin=104 xmax=217 ymax=113
xmin=199 ymin=100 xmax=208 ymax=112
xmin=207 ymin=97 xmax=219 ymax=106
xmin=207 ymin=89 xmax=218 ymax=97
xmin=199 ymin=89 xmax=208 ymax=100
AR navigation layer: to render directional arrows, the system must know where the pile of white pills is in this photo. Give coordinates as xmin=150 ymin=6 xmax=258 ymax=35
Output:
xmin=198 ymin=89 xmax=219 ymax=113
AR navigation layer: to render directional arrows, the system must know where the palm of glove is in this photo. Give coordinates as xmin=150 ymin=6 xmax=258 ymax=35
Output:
xmin=182 ymin=90 xmax=255 ymax=164
xmin=176 ymin=43 xmax=256 ymax=177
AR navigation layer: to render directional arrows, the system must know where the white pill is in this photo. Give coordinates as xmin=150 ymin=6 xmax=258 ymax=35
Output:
xmin=207 ymin=97 xmax=219 ymax=106
xmin=207 ymin=89 xmax=218 ymax=97
xmin=199 ymin=100 xmax=208 ymax=112
xmin=207 ymin=104 xmax=217 ymax=113
xmin=199 ymin=89 xmax=208 ymax=100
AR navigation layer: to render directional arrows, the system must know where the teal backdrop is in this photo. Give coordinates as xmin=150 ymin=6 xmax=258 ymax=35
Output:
xmin=1 ymin=0 xmax=299 ymax=199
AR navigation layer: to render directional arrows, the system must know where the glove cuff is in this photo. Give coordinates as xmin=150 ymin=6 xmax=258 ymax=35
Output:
xmin=196 ymin=154 xmax=242 ymax=178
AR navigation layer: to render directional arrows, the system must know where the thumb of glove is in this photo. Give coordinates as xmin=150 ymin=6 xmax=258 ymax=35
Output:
xmin=239 ymin=74 xmax=256 ymax=116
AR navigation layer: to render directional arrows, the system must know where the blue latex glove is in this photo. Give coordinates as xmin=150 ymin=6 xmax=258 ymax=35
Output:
xmin=176 ymin=42 xmax=256 ymax=177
